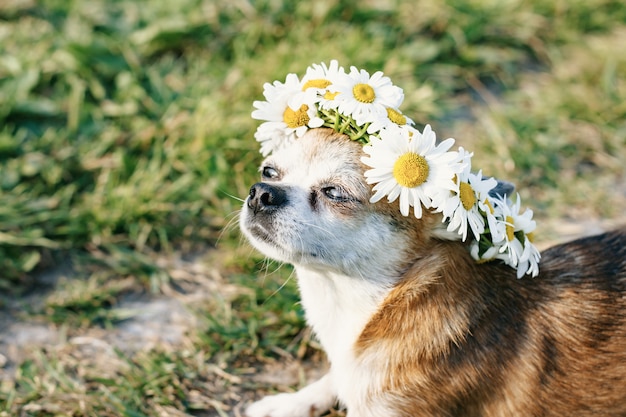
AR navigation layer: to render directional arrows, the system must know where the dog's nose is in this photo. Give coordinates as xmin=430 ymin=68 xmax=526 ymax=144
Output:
xmin=248 ymin=182 xmax=287 ymax=214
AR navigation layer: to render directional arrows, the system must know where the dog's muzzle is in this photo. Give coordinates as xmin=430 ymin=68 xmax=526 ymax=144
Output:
xmin=247 ymin=183 xmax=287 ymax=215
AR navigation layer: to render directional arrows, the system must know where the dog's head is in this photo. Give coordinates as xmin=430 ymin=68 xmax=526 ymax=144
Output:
xmin=240 ymin=128 xmax=446 ymax=279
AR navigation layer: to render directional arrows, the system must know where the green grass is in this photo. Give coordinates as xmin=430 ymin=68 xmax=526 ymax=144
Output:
xmin=1 ymin=0 xmax=625 ymax=415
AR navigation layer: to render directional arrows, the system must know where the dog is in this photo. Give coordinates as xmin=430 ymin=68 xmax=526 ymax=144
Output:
xmin=240 ymin=127 xmax=626 ymax=417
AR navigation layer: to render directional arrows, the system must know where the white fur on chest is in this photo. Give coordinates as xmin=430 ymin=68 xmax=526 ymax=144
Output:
xmin=295 ymin=266 xmax=389 ymax=361
xmin=295 ymin=265 xmax=393 ymax=411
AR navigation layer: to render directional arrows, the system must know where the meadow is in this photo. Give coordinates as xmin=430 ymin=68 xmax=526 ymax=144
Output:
xmin=0 ymin=0 xmax=625 ymax=415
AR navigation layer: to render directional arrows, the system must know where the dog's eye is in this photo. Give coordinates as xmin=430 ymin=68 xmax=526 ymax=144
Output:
xmin=322 ymin=186 xmax=347 ymax=201
xmin=262 ymin=166 xmax=279 ymax=180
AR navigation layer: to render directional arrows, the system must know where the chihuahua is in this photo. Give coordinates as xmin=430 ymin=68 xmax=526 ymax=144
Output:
xmin=240 ymin=127 xmax=626 ymax=417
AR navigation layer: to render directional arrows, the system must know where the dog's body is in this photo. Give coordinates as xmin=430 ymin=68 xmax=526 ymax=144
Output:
xmin=240 ymin=128 xmax=626 ymax=417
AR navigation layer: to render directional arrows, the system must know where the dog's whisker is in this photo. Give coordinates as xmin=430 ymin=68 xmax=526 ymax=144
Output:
xmin=258 ymin=256 xmax=285 ymax=284
xmin=298 ymin=221 xmax=335 ymax=238
xmin=216 ymin=210 xmax=242 ymax=246
xmin=261 ymin=264 xmax=295 ymax=304
xmin=220 ymin=190 xmax=247 ymax=203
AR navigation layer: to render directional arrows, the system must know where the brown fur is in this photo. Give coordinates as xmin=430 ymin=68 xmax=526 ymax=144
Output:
xmin=356 ymin=229 xmax=626 ymax=416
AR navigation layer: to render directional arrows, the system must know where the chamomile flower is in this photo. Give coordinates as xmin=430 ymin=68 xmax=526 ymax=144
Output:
xmin=481 ymin=196 xmax=506 ymax=244
xmin=328 ymin=66 xmax=404 ymax=127
xmin=436 ymin=147 xmax=473 ymax=217
xmin=301 ymin=60 xmax=345 ymax=98
xmin=365 ymin=107 xmax=415 ymax=134
xmin=362 ymin=124 xmax=459 ymax=218
xmin=253 ymin=121 xmax=294 ymax=157
xmin=491 ymin=194 xmax=540 ymax=277
xmin=252 ymin=73 xmax=301 ymax=124
xmin=252 ymin=73 xmax=323 ymax=155
xmin=469 ymin=195 xmax=506 ymax=264
xmin=439 ymin=148 xmax=498 ymax=241
xmin=516 ymin=234 xmax=541 ymax=278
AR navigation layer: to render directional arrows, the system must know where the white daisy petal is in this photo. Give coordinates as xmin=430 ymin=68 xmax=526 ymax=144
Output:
xmin=398 ymin=189 xmax=410 ymax=216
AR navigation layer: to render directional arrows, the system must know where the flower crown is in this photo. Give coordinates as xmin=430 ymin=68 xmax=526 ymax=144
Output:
xmin=251 ymin=61 xmax=540 ymax=278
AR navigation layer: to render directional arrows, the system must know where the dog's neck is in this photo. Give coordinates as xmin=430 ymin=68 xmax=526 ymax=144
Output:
xmin=294 ymin=241 xmax=501 ymax=366
xmin=294 ymin=264 xmax=396 ymax=365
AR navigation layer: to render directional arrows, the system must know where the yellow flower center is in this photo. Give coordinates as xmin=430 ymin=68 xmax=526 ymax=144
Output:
xmin=459 ymin=182 xmax=476 ymax=210
xmin=324 ymin=91 xmax=339 ymax=100
xmin=283 ymin=104 xmax=310 ymax=128
xmin=505 ymin=216 xmax=515 ymax=242
xmin=484 ymin=199 xmax=495 ymax=215
xmin=393 ymin=152 xmax=429 ymax=188
xmin=386 ymin=108 xmax=407 ymax=125
xmin=476 ymin=257 xmax=494 ymax=264
xmin=303 ymin=79 xmax=332 ymax=90
xmin=353 ymin=83 xmax=376 ymax=103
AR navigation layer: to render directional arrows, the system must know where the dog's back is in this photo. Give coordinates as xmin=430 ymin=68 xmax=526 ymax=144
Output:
xmin=520 ymin=229 xmax=626 ymax=416
xmin=355 ymin=228 xmax=626 ymax=417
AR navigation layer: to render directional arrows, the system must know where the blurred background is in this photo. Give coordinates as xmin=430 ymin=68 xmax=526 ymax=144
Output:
xmin=0 ymin=0 xmax=625 ymax=415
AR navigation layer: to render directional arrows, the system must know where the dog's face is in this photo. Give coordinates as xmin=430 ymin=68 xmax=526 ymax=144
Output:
xmin=240 ymin=128 xmax=441 ymax=280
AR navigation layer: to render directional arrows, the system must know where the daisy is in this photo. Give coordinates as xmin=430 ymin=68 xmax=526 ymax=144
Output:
xmin=362 ymin=124 xmax=459 ymax=218
xmin=301 ymin=60 xmax=345 ymax=97
xmin=436 ymin=148 xmax=472 ymax=217
xmin=365 ymin=107 xmax=415 ymax=135
xmin=468 ymin=195 xmax=507 ymax=264
xmin=327 ymin=66 xmax=404 ymax=127
xmin=438 ymin=148 xmax=498 ymax=241
xmin=252 ymin=73 xmax=323 ymax=155
xmin=252 ymin=73 xmax=302 ymax=123
xmin=253 ymin=121 xmax=295 ymax=157
xmin=516 ymin=233 xmax=541 ymax=278
xmin=490 ymin=194 xmax=540 ymax=277
xmin=482 ymin=199 xmax=504 ymax=243
xmin=297 ymin=61 xmax=344 ymax=119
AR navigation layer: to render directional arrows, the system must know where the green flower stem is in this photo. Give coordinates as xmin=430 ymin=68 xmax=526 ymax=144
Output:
xmin=338 ymin=115 xmax=353 ymax=134
xmin=354 ymin=123 xmax=371 ymax=143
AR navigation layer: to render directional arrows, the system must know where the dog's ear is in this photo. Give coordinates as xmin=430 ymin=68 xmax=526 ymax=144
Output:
xmin=488 ymin=178 xmax=515 ymax=199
